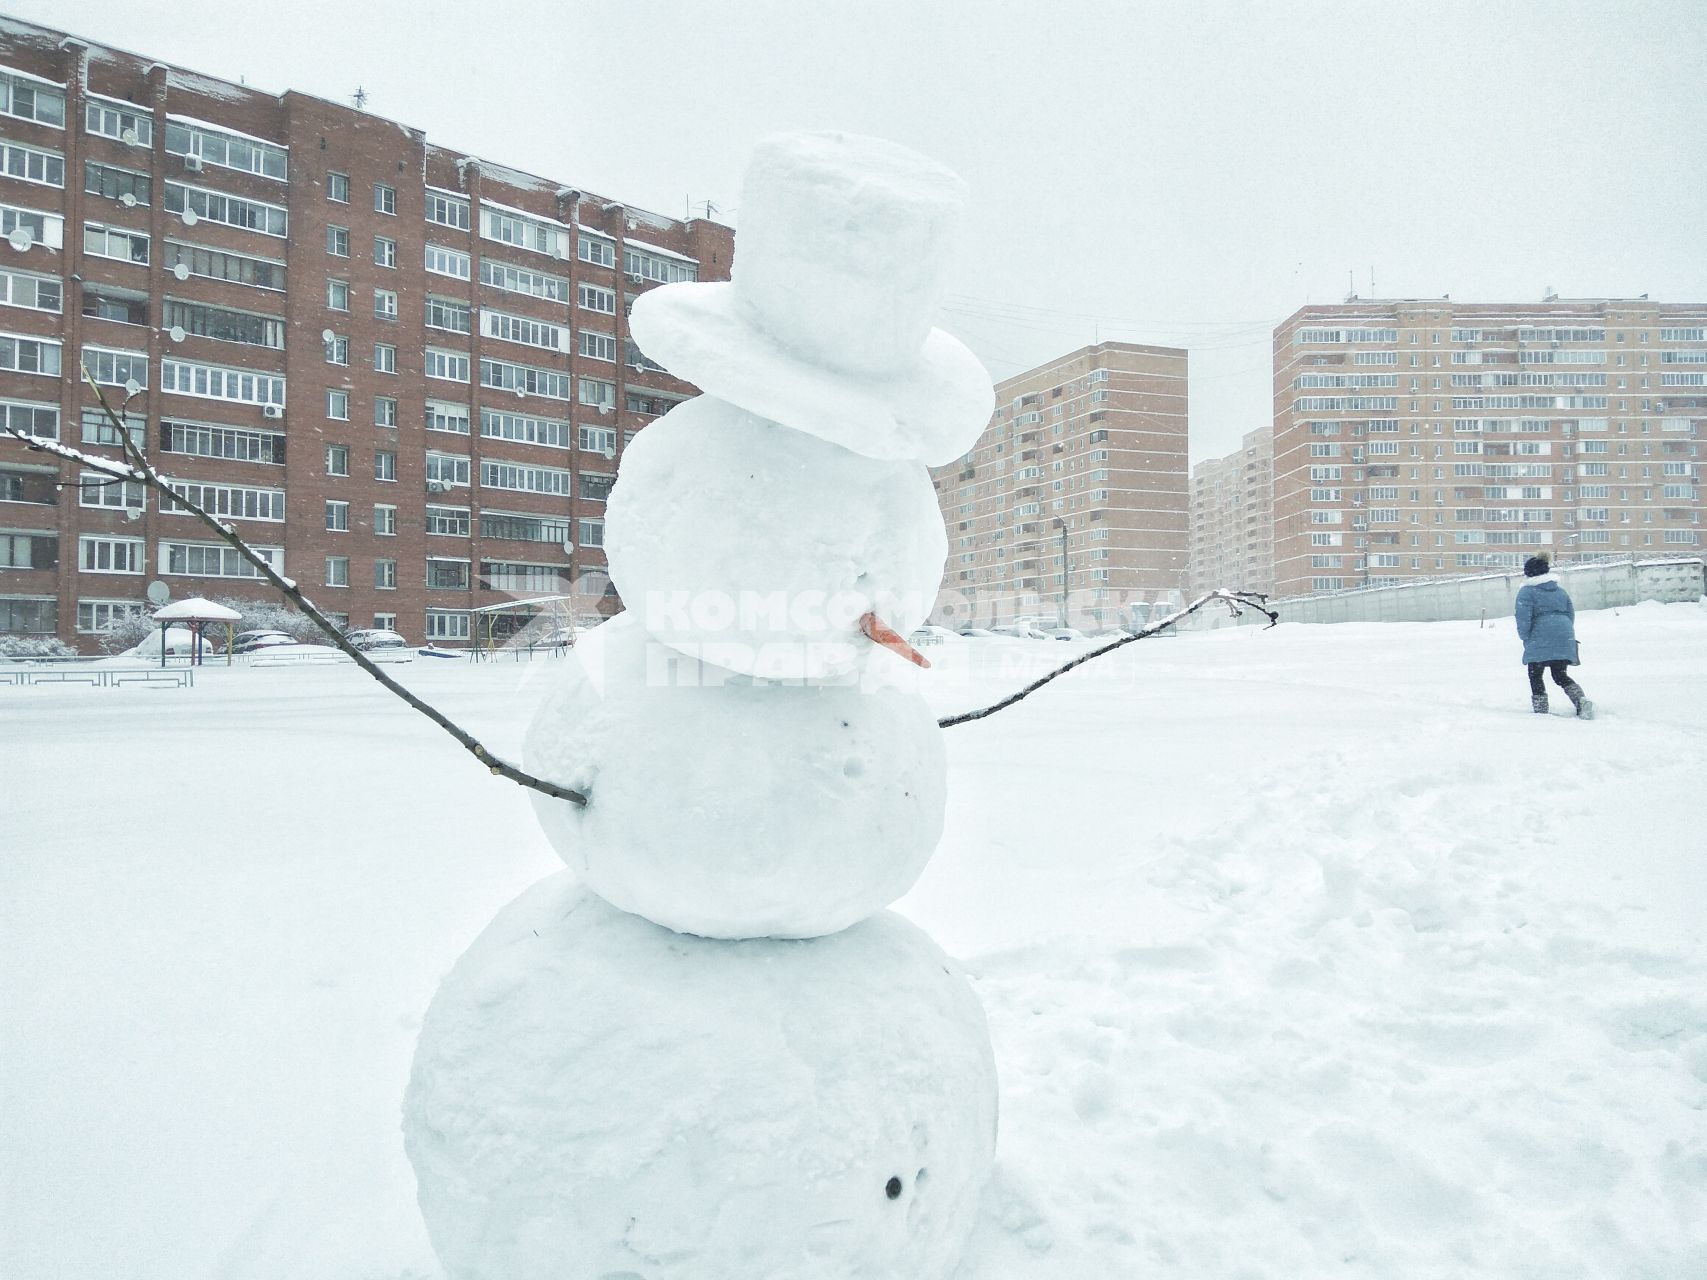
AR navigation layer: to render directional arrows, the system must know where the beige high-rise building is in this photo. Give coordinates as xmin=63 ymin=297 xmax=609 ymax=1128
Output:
xmin=931 ymin=341 xmax=1188 ymax=631
xmin=1272 ymin=299 xmax=1706 ymax=597
xmin=1190 ymin=426 xmax=1273 ymax=597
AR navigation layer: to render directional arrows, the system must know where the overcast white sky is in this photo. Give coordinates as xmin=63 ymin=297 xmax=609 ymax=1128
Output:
xmin=15 ymin=0 xmax=1706 ymax=461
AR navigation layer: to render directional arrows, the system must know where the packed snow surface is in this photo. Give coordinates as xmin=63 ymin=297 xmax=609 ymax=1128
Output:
xmin=524 ymin=611 xmax=946 ymax=938
xmin=4 ymin=601 xmax=1707 ymax=1279
xmin=405 ymin=875 xmax=996 ymax=1280
xmin=604 ymin=396 xmax=947 ymax=679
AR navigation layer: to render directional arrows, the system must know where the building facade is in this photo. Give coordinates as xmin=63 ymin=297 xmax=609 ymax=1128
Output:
xmin=0 ymin=17 xmax=733 ymax=650
xmin=1272 ymin=299 xmax=1705 ymax=597
xmin=931 ymin=341 xmax=1188 ymax=630
xmin=1189 ymin=425 xmax=1272 ymax=597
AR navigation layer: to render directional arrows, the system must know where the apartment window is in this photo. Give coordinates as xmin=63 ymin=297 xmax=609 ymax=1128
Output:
xmin=578 ymin=232 xmax=615 ymax=267
xmin=81 ymin=284 xmax=148 ymax=326
xmin=426 ymin=558 xmax=471 ymax=590
xmin=327 ymin=171 xmax=349 ymax=202
xmin=426 ymin=244 xmax=470 ymax=279
xmin=321 ymin=445 xmax=348 ymax=477
xmin=82 ymin=345 xmax=148 ymax=388
xmin=425 ymin=453 xmax=471 ymax=488
xmin=578 ymin=518 xmax=605 ymax=547
xmin=425 ymin=296 xmax=470 ymax=333
xmin=161 ymin=419 xmax=284 ymax=465
xmin=0 ymin=267 xmax=60 ymax=315
xmin=326 ymin=500 xmax=349 ymax=532
xmin=77 ymin=599 xmax=144 ymax=634
xmin=163 ymin=239 xmax=285 ymax=291
xmin=480 ymin=258 xmax=569 ymax=301
xmin=579 ymin=330 xmax=617 ymax=362
xmin=374 ymin=183 xmax=396 ymax=215
xmin=84 ymin=160 xmax=151 ymax=206
xmin=578 ymin=282 xmax=616 ymax=314
xmin=479 ymin=459 xmax=572 ymax=495
xmin=84 ymin=97 xmax=148 ymax=144
xmin=327 ymin=390 xmax=349 ymax=420
xmin=374 ymin=235 xmax=396 ymax=268
xmin=478 ymin=203 xmax=568 ymax=256
xmin=0 ymin=140 xmax=65 ymax=187
xmin=374 ymin=504 xmax=397 ymax=536
xmin=327 ymin=225 xmax=349 ymax=256
xmin=622 ymin=246 xmax=697 ymax=285
xmin=166 ymin=119 xmax=286 ymax=180
xmin=78 ymin=469 xmax=144 ymax=510
xmin=578 ymin=378 xmax=615 ymax=409
xmin=375 ymin=396 xmax=397 ymax=428
xmin=0 ymin=398 xmax=57 ymax=441
xmin=324 ymin=334 xmax=349 ymax=365
xmin=426 ymin=400 xmax=472 ymax=434
xmin=154 ymin=348 xmax=286 ymax=408
xmin=374 ymin=557 xmax=397 ymax=590
xmin=480 ymin=357 xmax=571 ymax=400
xmin=425 ymin=190 xmax=469 ymax=230
xmin=325 ymin=555 xmax=349 ymax=587
xmin=0 ymin=332 xmax=60 ymax=377
xmin=579 ymin=425 xmax=617 ymax=455
xmin=425 ymin=503 xmax=471 ymax=534
xmin=83 ymin=222 xmax=150 ymax=265
xmin=162 ymin=540 xmax=282 ymax=579
xmin=374 ymin=288 xmax=398 ymax=320
xmin=77 ymin=534 xmax=143 ymax=574
xmin=164 ymin=181 xmax=287 ymax=237
xmin=163 ymin=479 xmax=284 ymax=522
xmin=374 ymin=449 xmax=396 ymax=482
xmin=374 ymin=343 xmax=396 ymax=374
xmin=162 ymin=298 xmax=285 ymax=349
xmin=1 ymin=71 xmax=65 ymax=127
xmin=425 ymin=348 xmax=468 ymax=382
xmin=327 ymin=279 xmax=349 ymax=311
xmin=482 ymin=408 xmax=570 ymax=448
xmin=579 ymin=472 xmax=615 ymax=501
xmin=482 ymin=309 xmax=567 ymax=353
xmin=425 ymin=609 xmax=470 ymax=641
xmin=0 ymin=530 xmax=51 ymax=569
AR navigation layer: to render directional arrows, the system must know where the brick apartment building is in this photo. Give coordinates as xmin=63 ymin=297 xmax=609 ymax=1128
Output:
xmin=1189 ymin=425 xmax=1272 ymax=597
xmin=1272 ymin=299 xmax=1706 ymax=597
xmin=0 ymin=16 xmax=733 ymax=650
xmin=931 ymin=341 xmax=1189 ymax=630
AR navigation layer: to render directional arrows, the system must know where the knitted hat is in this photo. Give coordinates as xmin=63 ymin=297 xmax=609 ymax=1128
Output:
xmin=1523 ymin=555 xmax=1550 ymax=578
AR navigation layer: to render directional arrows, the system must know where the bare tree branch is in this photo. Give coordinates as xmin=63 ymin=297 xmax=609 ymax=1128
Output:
xmin=5 ymin=373 xmax=589 ymax=807
xmin=937 ymin=589 xmax=1279 ymax=729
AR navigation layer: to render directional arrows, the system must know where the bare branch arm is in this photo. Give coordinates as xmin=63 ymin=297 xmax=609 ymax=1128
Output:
xmin=6 ymin=375 xmax=587 ymax=807
xmin=937 ymin=589 xmax=1278 ymax=729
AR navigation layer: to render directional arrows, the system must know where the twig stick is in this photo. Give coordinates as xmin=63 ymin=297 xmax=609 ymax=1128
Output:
xmin=937 ymin=590 xmax=1278 ymax=729
xmin=6 ymin=375 xmax=588 ymax=807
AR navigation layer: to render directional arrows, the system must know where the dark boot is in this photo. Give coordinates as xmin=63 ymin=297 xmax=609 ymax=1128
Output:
xmin=1562 ymin=681 xmax=1593 ymax=720
xmin=1531 ymin=693 xmax=1549 ymax=714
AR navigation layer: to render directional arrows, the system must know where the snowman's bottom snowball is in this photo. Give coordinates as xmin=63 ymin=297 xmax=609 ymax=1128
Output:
xmin=404 ymin=874 xmax=998 ymax=1280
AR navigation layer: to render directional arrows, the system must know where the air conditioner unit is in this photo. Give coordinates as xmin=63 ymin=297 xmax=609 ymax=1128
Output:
xmin=183 ymin=153 xmax=204 ymax=172
xmin=626 ymin=273 xmax=645 ymax=285
xmin=262 ymin=404 xmax=283 ymax=419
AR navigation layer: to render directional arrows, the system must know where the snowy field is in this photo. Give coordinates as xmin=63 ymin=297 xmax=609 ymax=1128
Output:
xmin=4 ymin=602 xmax=1706 ymax=1280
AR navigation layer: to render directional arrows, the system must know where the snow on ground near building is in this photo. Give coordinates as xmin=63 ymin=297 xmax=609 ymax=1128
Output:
xmin=3 ymin=602 xmax=1705 ymax=1280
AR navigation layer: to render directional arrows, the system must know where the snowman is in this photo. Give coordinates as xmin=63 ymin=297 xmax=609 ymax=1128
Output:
xmin=404 ymin=132 xmax=998 ymax=1280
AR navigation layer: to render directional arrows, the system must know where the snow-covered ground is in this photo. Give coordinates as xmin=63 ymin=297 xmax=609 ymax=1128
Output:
xmin=4 ymin=602 xmax=1705 ymax=1280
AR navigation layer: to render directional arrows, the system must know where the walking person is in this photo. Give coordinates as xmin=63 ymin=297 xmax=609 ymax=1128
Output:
xmin=1515 ymin=555 xmax=1593 ymax=719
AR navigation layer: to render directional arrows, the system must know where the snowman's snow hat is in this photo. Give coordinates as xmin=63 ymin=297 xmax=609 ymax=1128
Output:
xmin=629 ymin=131 xmax=994 ymax=467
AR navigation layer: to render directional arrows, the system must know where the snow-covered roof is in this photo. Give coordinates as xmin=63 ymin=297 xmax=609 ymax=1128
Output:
xmin=0 ymin=62 xmax=65 ymax=89
xmin=153 ymin=597 xmax=242 ymax=621
xmin=477 ymin=195 xmax=570 ymax=232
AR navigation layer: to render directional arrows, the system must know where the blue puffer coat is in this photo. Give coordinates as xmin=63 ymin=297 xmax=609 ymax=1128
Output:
xmin=1515 ymin=574 xmax=1578 ymax=664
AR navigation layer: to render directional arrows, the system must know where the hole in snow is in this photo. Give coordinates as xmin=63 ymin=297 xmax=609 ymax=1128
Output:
xmin=886 ymin=1175 xmax=903 ymax=1200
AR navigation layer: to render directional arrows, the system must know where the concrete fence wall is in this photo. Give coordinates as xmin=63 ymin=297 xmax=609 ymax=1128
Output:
xmin=1179 ymin=557 xmax=1707 ymax=631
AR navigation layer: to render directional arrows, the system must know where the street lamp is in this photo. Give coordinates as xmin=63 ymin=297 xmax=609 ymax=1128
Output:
xmin=1053 ymin=517 xmax=1069 ymax=627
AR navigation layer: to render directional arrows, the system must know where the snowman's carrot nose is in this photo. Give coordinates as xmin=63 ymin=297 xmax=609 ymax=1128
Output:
xmin=859 ymin=612 xmax=931 ymax=669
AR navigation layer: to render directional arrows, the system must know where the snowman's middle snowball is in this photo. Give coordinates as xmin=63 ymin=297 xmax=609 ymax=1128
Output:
xmin=525 ymin=612 xmax=947 ymax=939
xmin=604 ymin=395 xmax=948 ymax=680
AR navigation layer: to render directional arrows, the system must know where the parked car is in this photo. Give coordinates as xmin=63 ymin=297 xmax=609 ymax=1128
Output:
xmin=957 ymin=627 xmax=999 ymax=638
xmin=908 ymin=624 xmax=958 ymax=646
xmin=1041 ymin=626 xmax=1090 ymax=642
xmin=232 ymin=629 xmax=295 ymax=654
xmin=989 ymin=624 xmax=1053 ymax=640
xmin=344 ymin=628 xmax=409 ymax=652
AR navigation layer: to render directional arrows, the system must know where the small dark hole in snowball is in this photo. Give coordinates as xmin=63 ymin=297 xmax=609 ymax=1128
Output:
xmin=885 ymin=1176 xmax=903 ymax=1200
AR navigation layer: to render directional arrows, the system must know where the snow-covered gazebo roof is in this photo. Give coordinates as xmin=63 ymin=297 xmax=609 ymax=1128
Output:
xmin=151 ymin=597 xmax=242 ymax=623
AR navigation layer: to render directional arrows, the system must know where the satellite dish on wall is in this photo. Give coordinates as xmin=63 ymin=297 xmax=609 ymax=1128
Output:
xmin=561 ymin=540 xmax=575 ymax=554
xmin=146 ymin=580 xmax=170 ymax=606
xmin=167 ymin=325 xmax=186 ymax=343
xmin=181 ymin=208 xmax=198 ymax=226
xmin=119 ymin=192 xmax=138 ymax=208
xmin=173 ymin=263 xmax=190 ymax=281
xmin=6 ymin=227 xmax=32 ymax=251
xmin=321 ymin=328 xmax=336 ymax=344
xmin=123 ymin=379 xmax=142 ymax=397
